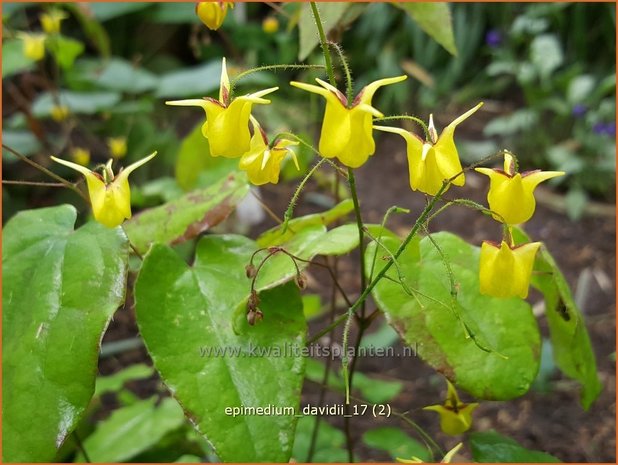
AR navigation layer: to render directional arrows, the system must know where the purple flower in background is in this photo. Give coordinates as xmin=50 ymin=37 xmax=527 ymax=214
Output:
xmin=604 ymin=122 xmax=616 ymax=136
xmin=593 ymin=122 xmax=606 ymax=135
xmin=572 ymin=104 xmax=587 ymax=118
xmin=593 ymin=121 xmax=616 ymax=136
xmin=485 ymin=29 xmax=503 ymax=48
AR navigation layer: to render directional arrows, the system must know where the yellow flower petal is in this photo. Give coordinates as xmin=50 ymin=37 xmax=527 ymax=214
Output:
xmin=357 ymin=75 xmax=407 ymax=105
xmin=51 ymin=152 xmax=156 ymax=228
xmin=479 ymin=241 xmax=541 ymax=298
xmin=196 ymin=1 xmax=229 ymax=30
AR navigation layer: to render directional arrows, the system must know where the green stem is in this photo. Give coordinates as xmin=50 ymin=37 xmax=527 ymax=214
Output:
xmin=328 ymin=41 xmax=354 ymax=105
xmin=310 ymin=2 xmax=336 ymax=87
xmin=230 ymin=63 xmax=324 ymax=94
xmin=282 ymin=158 xmax=327 ymax=232
xmin=341 ymin=182 xmax=448 ymax=403
xmin=2 ymin=144 xmax=89 ymax=202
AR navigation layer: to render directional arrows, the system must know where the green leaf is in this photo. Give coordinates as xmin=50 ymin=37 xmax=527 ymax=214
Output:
xmin=123 ymin=172 xmax=249 ymax=254
xmin=2 ymin=205 xmax=129 ymax=462
xmin=149 ymin=2 xmax=198 ymax=23
xmin=298 ymin=3 xmax=350 ymax=60
xmin=75 ymin=397 xmax=186 ymax=462
xmin=64 ymin=4 xmax=111 ymax=57
xmin=362 ymin=427 xmax=430 ymax=462
xmin=156 ymin=60 xmax=221 ymax=98
xmin=88 ymin=2 xmax=152 ymax=21
xmin=312 ymin=223 xmax=360 ymax=256
xmin=175 ymin=122 xmax=238 ymax=190
xmin=2 ymin=130 xmax=41 ymax=162
xmin=529 ymin=240 xmax=601 ymax=409
xmin=88 ymin=57 xmax=159 ymax=93
xmin=302 ymin=294 xmax=324 ymax=320
xmin=48 ymin=35 xmax=85 ymax=70
xmin=2 ymin=39 xmax=35 ymax=78
xmin=292 ymin=415 xmax=347 ymax=462
xmin=470 ymin=431 xmax=561 ymax=462
xmin=353 ymin=373 xmax=403 ymax=404
xmin=32 ymin=90 xmax=121 ymax=117
xmin=396 ymin=3 xmax=458 ymax=56
xmin=95 ymin=364 xmax=155 ymax=397
xmin=365 ymin=232 xmax=541 ymax=400
xmin=530 ymin=34 xmax=563 ymax=79
xmin=135 ymin=237 xmax=307 ymax=462
xmin=257 ymin=199 xmax=354 ymax=247
xmin=565 ymin=188 xmax=588 ymax=221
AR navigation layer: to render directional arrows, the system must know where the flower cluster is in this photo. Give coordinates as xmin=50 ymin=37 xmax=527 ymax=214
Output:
xmin=166 ymin=58 xmax=298 ymax=184
xmin=18 ymin=7 xmax=67 ymax=61
xmin=476 ymin=153 xmax=564 ymax=298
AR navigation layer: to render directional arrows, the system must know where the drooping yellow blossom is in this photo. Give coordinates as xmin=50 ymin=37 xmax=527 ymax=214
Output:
xmin=423 ymin=379 xmax=478 ymax=436
xmin=475 ymin=153 xmax=565 ymax=225
xmin=107 ymin=137 xmax=128 ymax=159
xmin=238 ymin=120 xmax=299 ymax=185
xmin=40 ymin=8 xmax=68 ymax=35
xmin=71 ymin=147 xmax=91 ymax=166
xmin=262 ymin=16 xmax=279 ymax=34
xmin=51 ymin=105 xmax=70 ymax=122
xmin=19 ymin=33 xmax=46 ymax=61
xmin=51 ymin=152 xmax=157 ymax=228
xmin=290 ymin=75 xmax=407 ymax=168
xmin=166 ymin=58 xmax=278 ymax=158
xmin=396 ymin=443 xmax=463 ymax=463
xmin=479 ymin=240 xmax=541 ymax=299
xmin=196 ymin=1 xmax=233 ymax=31
xmin=375 ymin=103 xmax=482 ymax=195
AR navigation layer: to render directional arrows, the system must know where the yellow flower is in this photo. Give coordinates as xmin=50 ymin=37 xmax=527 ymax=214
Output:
xmin=71 ymin=147 xmax=91 ymax=166
xmin=262 ymin=16 xmax=279 ymax=34
xmin=166 ymin=58 xmax=278 ymax=158
xmin=290 ymin=75 xmax=407 ymax=168
xmin=50 ymin=105 xmax=70 ymax=122
xmin=19 ymin=32 xmax=46 ymax=61
xmin=479 ymin=240 xmax=541 ymax=299
xmin=40 ymin=8 xmax=68 ymax=35
xmin=423 ymin=379 xmax=478 ymax=436
xmin=196 ymin=1 xmax=233 ymax=31
xmin=397 ymin=443 xmax=463 ymax=463
xmin=375 ymin=103 xmax=482 ymax=195
xmin=475 ymin=153 xmax=565 ymax=225
xmin=51 ymin=152 xmax=157 ymax=228
xmin=238 ymin=119 xmax=299 ymax=185
xmin=107 ymin=137 xmax=128 ymax=159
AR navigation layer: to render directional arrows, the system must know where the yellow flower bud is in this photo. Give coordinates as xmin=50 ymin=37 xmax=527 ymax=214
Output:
xmin=262 ymin=16 xmax=279 ymax=34
xmin=107 ymin=137 xmax=128 ymax=159
xmin=40 ymin=8 xmax=68 ymax=35
xmin=196 ymin=1 xmax=233 ymax=31
xmin=290 ymin=75 xmax=407 ymax=168
xmin=476 ymin=155 xmax=565 ymax=225
xmin=51 ymin=152 xmax=157 ymax=228
xmin=50 ymin=105 xmax=70 ymax=122
xmin=479 ymin=240 xmax=541 ymax=299
xmin=238 ymin=120 xmax=299 ymax=185
xmin=375 ymin=103 xmax=482 ymax=195
xmin=423 ymin=379 xmax=478 ymax=436
xmin=71 ymin=147 xmax=91 ymax=166
xmin=19 ymin=32 xmax=46 ymax=61
xmin=166 ymin=57 xmax=278 ymax=158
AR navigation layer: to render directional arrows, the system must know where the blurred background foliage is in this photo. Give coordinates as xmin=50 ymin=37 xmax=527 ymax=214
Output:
xmin=3 ymin=2 xmax=615 ymax=224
